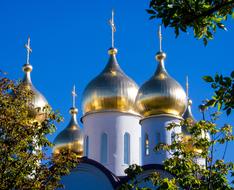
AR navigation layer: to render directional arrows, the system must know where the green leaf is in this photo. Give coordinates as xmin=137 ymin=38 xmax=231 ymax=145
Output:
xmin=218 ymin=102 xmax=222 ymax=110
xmin=226 ymin=108 xmax=231 ymax=115
xmin=211 ymin=83 xmax=217 ymax=89
xmin=206 ymin=31 xmax=213 ymax=40
xmin=175 ymin=26 xmax=179 ymax=37
xmin=212 ymin=17 xmax=223 ymax=23
xmin=203 ymin=38 xmax=208 ymax=46
xmin=217 ymin=23 xmax=227 ymax=31
xmin=231 ymin=70 xmax=234 ymax=78
xmin=203 ymin=76 xmax=214 ymax=82
xmin=206 ymin=99 xmax=216 ymax=107
xmin=146 ymin=9 xmax=156 ymax=14
xmin=149 ymin=15 xmax=156 ymax=20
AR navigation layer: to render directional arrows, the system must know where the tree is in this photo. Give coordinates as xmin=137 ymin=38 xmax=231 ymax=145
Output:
xmin=147 ymin=0 xmax=234 ymax=45
xmin=0 ymin=73 xmax=78 ymax=189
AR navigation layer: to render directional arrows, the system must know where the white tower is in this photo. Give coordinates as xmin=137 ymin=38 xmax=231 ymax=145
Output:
xmin=136 ymin=27 xmax=187 ymax=165
xmin=81 ymin=10 xmax=141 ymax=176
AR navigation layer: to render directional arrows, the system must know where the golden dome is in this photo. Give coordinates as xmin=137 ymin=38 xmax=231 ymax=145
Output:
xmin=22 ymin=63 xmax=49 ymax=122
xmin=136 ymin=51 xmax=187 ymax=118
xmin=20 ymin=38 xmax=49 ymax=122
xmin=53 ymin=107 xmax=84 ymax=157
xmin=82 ymin=48 xmax=139 ymax=116
xmin=182 ymin=98 xmax=210 ymax=153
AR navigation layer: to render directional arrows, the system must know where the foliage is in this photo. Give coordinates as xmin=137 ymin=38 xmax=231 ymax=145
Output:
xmin=147 ymin=0 xmax=234 ymax=45
xmin=203 ymin=71 xmax=234 ymax=115
xmin=0 ymin=74 xmax=78 ymax=189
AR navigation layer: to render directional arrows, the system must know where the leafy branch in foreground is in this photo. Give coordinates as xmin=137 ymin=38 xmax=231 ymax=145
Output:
xmin=203 ymin=71 xmax=234 ymax=115
xmin=147 ymin=0 xmax=234 ymax=45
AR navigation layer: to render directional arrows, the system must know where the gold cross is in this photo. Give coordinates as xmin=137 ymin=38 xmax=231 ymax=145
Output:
xmin=158 ymin=25 xmax=162 ymax=52
xmin=186 ymin=76 xmax=189 ymax=98
xmin=25 ymin=37 xmax=32 ymax=64
xmin=109 ymin=9 xmax=116 ymax=48
xmin=72 ymin=85 xmax=77 ymax=108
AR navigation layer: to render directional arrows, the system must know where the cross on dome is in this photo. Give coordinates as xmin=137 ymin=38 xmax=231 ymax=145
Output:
xmin=186 ymin=76 xmax=189 ymax=98
xmin=25 ymin=36 xmax=32 ymax=65
xmin=72 ymin=85 xmax=77 ymax=108
xmin=186 ymin=76 xmax=193 ymax=106
xmin=108 ymin=9 xmax=116 ymax=48
xmin=158 ymin=25 xmax=163 ymax=52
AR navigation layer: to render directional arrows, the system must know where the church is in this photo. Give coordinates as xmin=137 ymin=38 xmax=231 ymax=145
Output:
xmin=20 ymin=11 xmax=205 ymax=190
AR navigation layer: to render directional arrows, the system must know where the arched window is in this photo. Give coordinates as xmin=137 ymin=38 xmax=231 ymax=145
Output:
xmin=124 ymin=133 xmax=130 ymax=164
xmin=155 ymin=132 xmax=161 ymax=145
xmin=85 ymin=136 xmax=89 ymax=157
xmin=145 ymin=133 xmax=149 ymax=156
xmin=101 ymin=133 xmax=108 ymax=164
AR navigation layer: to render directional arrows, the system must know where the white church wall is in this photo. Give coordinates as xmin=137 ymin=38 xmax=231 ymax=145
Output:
xmin=141 ymin=115 xmax=181 ymax=165
xmin=83 ymin=111 xmax=141 ymax=176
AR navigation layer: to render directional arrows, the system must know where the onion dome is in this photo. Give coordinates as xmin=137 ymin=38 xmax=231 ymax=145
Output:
xmin=183 ymin=99 xmax=195 ymax=121
xmin=182 ymin=98 xmax=200 ymax=153
xmin=136 ymin=27 xmax=187 ymax=118
xmin=182 ymin=98 xmax=210 ymax=153
xmin=21 ymin=37 xmax=48 ymax=122
xmin=82 ymin=11 xmax=139 ymax=116
xmin=182 ymin=97 xmax=196 ymax=135
xmin=53 ymin=86 xmax=84 ymax=157
xmin=82 ymin=48 xmax=139 ymax=116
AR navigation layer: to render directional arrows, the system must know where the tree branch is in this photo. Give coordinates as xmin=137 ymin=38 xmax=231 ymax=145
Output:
xmin=184 ymin=0 xmax=234 ymax=24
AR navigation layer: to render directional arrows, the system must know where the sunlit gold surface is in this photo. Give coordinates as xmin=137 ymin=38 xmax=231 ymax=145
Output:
xmin=136 ymin=52 xmax=187 ymax=117
xmin=82 ymin=48 xmax=139 ymax=116
xmin=182 ymin=100 xmax=210 ymax=153
xmin=22 ymin=64 xmax=49 ymax=122
xmin=53 ymin=108 xmax=84 ymax=157
xmin=182 ymin=135 xmax=203 ymax=154
xmin=182 ymin=106 xmax=200 ymax=153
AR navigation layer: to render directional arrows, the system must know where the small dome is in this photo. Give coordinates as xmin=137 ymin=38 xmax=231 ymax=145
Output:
xmin=53 ymin=107 xmax=84 ymax=157
xmin=82 ymin=48 xmax=139 ymax=116
xmin=182 ymin=99 xmax=195 ymax=135
xmin=136 ymin=52 xmax=187 ymax=118
xmin=22 ymin=63 xmax=49 ymax=122
xmin=183 ymin=99 xmax=194 ymax=120
xmin=182 ymin=98 xmax=210 ymax=153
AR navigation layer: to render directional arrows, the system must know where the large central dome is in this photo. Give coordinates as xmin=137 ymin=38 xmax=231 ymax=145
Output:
xmin=82 ymin=48 xmax=139 ymax=116
xmin=136 ymin=52 xmax=187 ymax=118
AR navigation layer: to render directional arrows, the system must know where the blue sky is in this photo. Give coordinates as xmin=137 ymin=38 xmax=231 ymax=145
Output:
xmin=1 ymin=0 xmax=233 ymax=172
